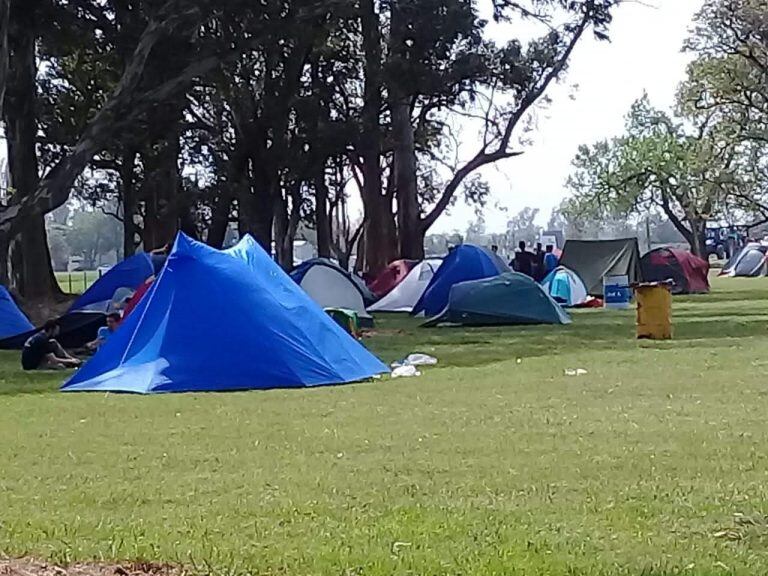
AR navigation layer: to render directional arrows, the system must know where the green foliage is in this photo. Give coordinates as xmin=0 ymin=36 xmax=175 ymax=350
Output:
xmin=2 ymin=278 xmax=768 ymax=574
xmin=65 ymin=210 xmax=122 ymax=269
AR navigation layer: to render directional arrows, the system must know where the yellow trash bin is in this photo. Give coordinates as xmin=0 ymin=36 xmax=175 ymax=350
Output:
xmin=634 ymin=282 xmax=672 ymax=340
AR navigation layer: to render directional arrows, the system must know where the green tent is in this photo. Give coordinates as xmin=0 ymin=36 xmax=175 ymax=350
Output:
xmin=423 ymin=272 xmax=571 ymax=327
xmin=558 ymin=238 xmax=642 ymax=296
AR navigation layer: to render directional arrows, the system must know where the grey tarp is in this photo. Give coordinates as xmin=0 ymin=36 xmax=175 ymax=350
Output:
xmin=559 ymin=238 xmax=643 ymax=296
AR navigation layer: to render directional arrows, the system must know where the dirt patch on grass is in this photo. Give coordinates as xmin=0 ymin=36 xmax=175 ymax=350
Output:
xmin=0 ymin=559 xmax=185 ymax=576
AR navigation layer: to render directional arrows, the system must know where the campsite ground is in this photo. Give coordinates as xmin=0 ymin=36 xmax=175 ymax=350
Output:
xmin=1 ymin=276 xmax=768 ymax=576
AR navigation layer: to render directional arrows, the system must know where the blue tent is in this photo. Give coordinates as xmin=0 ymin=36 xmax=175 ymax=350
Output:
xmin=70 ymin=253 xmax=155 ymax=312
xmin=62 ymin=234 xmax=388 ymax=394
xmin=423 ymin=272 xmax=571 ymax=327
xmin=540 ymin=266 xmax=589 ymax=307
xmin=412 ymin=244 xmax=509 ymax=317
xmin=0 ymin=286 xmax=33 ymax=339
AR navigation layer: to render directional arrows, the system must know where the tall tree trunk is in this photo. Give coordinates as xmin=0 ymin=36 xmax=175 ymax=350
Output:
xmin=391 ymin=98 xmax=422 ymax=259
xmin=315 ymin=168 xmax=331 ymax=259
xmin=208 ymin=189 xmax=232 ymax=248
xmin=241 ymin=153 xmax=275 ymax=251
xmin=688 ymin=216 xmax=707 ymax=259
xmin=360 ymin=0 xmax=396 ymax=274
xmin=141 ymin=132 xmax=180 ymax=250
xmin=121 ymin=148 xmax=137 ymax=257
xmin=0 ymin=0 xmax=9 ymax=112
xmin=5 ymin=1 xmax=60 ymax=299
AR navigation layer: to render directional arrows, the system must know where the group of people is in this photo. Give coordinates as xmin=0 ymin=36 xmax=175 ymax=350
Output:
xmin=510 ymin=241 xmax=558 ymax=281
xmin=21 ymin=312 xmax=122 ymax=371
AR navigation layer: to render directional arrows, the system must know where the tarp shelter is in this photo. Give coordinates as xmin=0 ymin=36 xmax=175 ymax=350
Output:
xmin=412 ymin=245 xmax=509 ymax=318
xmin=541 ymin=266 xmax=589 ymax=307
xmin=559 ymin=238 xmax=642 ymax=297
xmin=0 ymin=286 xmax=33 ymax=339
xmin=424 ymin=272 xmax=571 ymax=327
xmin=640 ymin=248 xmax=710 ymax=294
xmin=70 ymin=252 xmax=156 ymax=312
xmin=368 ymin=259 xmax=442 ymax=313
xmin=0 ymin=311 xmax=105 ymax=350
xmin=61 ymin=234 xmax=388 ymax=394
xmin=721 ymin=243 xmax=768 ymax=277
xmin=367 ymin=260 xmax=419 ymax=298
xmin=290 ymin=259 xmax=375 ymax=324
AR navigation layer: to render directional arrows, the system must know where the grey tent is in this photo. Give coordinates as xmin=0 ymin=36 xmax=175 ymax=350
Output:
xmin=559 ymin=238 xmax=642 ymax=296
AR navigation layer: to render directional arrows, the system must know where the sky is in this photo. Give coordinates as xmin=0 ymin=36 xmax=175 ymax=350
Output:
xmin=429 ymin=0 xmax=705 ymax=234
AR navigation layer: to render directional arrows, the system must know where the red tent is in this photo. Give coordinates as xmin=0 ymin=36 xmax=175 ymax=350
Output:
xmin=640 ymin=248 xmax=710 ymax=294
xmin=367 ymin=259 xmax=418 ymax=298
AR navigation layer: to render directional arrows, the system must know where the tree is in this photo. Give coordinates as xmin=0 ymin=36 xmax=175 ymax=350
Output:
xmin=65 ymin=210 xmax=122 ymax=269
xmin=565 ymin=95 xmax=751 ymax=257
xmin=506 ymin=207 xmax=541 ymax=247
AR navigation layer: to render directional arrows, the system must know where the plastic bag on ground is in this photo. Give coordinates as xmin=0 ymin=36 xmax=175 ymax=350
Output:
xmin=391 ymin=365 xmax=421 ymax=378
xmin=391 ymin=353 xmax=438 ymax=368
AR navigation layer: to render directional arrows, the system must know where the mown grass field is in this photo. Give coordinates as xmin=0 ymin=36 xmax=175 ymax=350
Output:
xmin=55 ymin=271 xmax=101 ymax=295
xmin=2 ymin=276 xmax=768 ymax=575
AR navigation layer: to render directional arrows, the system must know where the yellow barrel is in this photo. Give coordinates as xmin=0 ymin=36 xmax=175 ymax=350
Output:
xmin=634 ymin=284 xmax=672 ymax=340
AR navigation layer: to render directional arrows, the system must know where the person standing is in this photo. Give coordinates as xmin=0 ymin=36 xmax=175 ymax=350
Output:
xmin=512 ymin=241 xmax=533 ymax=278
xmin=544 ymin=245 xmax=559 ymax=275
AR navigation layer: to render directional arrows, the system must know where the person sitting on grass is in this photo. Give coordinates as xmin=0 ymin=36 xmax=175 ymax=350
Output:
xmin=86 ymin=312 xmax=121 ymax=351
xmin=21 ymin=320 xmax=82 ymax=371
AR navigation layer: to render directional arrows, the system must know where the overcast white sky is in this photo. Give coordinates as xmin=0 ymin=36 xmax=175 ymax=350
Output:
xmin=429 ymin=0 xmax=705 ymax=234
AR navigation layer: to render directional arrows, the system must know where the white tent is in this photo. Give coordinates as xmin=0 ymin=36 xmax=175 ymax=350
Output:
xmin=541 ymin=266 xmax=588 ymax=307
xmin=369 ymin=259 xmax=442 ymax=313
xmin=297 ymin=264 xmax=373 ymax=322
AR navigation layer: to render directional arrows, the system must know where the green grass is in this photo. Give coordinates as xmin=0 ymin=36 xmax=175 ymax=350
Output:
xmin=2 ymin=276 xmax=768 ymax=575
xmin=55 ymin=271 xmax=100 ymax=295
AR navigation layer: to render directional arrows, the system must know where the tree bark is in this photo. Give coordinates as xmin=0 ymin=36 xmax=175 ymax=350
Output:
xmin=0 ymin=0 xmax=9 ymax=112
xmin=391 ymin=98 xmax=422 ymax=259
xmin=141 ymin=132 xmax=181 ymax=250
xmin=360 ymin=0 xmax=397 ymax=274
xmin=5 ymin=0 xmax=60 ymax=299
xmin=120 ymin=148 xmax=138 ymax=257
xmin=314 ymin=169 xmax=331 ymax=259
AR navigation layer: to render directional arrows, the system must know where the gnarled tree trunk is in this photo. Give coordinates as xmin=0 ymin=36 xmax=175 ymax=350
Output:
xmin=5 ymin=1 xmax=60 ymax=299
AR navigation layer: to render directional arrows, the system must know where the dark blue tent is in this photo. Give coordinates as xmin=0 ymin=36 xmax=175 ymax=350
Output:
xmin=412 ymin=244 xmax=509 ymax=317
xmin=70 ymin=253 xmax=155 ymax=312
xmin=0 ymin=286 xmax=33 ymax=339
xmin=61 ymin=234 xmax=388 ymax=394
xmin=423 ymin=272 xmax=571 ymax=326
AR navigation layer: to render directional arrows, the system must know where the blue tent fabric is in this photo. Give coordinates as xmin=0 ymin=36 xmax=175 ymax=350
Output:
xmin=62 ymin=234 xmax=388 ymax=394
xmin=541 ymin=267 xmax=588 ymax=307
xmin=412 ymin=244 xmax=509 ymax=317
xmin=70 ymin=253 xmax=155 ymax=312
xmin=423 ymin=272 xmax=571 ymax=327
xmin=0 ymin=286 xmax=33 ymax=339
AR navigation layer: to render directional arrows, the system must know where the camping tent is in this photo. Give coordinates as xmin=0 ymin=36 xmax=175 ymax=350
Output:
xmin=424 ymin=272 xmax=571 ymax=326
xmin=290 ymin=259 xmax=375 ymax=324
xmin=367 ymin=260 xmax=418 ymax=298
xmin=721 ymin=243 xmax=768 ymax=277
xmin=0 ymin=286 xmax=33 ymax=339
xmin=70 ymin=252 xmax=156 ymax=312
xmin=0 ymin=310 xmax=105 ymax=350
xmin=559 ymin=238 xmax=642 ymax=296
xmin=368 ymin=259 xmax=442 ymax=313
xmin=412 ymin=245 xmax=509 ymax=318
xmin=540 ymin=266 xmax=589 ymax=306
xmin=61 ymin=234 xmax=388 ymax=394
xmin=640 ymin=248 xmax=710 ymax=294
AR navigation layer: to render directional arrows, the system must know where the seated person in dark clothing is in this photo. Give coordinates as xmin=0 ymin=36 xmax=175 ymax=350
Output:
xmin=22 ymin=320 xmax=82 ymax=371
xmin=512 ymin=240 xmax=534 ymax=277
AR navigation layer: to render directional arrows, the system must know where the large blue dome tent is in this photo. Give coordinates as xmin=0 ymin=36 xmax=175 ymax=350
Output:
xmin=61 ymin=234 xmax=388 ymax=394
xmin=70 ymin=252 xmax=157 ymax=313
xmin=0 ymin=286 xmax=33 ymax=339
xmin=411 ymin=244 xmax=508 ymax=318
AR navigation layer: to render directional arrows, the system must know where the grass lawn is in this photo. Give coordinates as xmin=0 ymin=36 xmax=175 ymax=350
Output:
xmin=55 ymin=271 xmax=101 ymax=295
xmin=2 ymin=276 xmax=768 ymax=575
